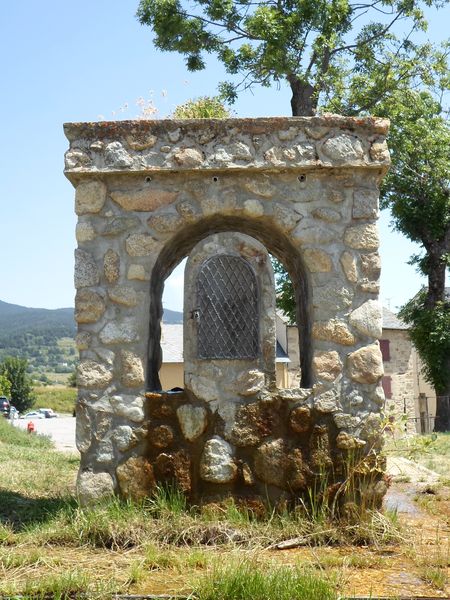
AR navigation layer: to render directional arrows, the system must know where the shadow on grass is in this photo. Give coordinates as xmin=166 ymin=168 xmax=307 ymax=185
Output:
xmin=0 ymin=489 xmax=77 ymax=532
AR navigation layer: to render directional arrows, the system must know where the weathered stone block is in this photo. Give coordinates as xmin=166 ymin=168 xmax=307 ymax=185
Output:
xmin=126 ymin=234 xmax=158 ymax=256
xmin=231 ymin=399 xmax=280 ymax=446
xmin=75 ymin=181 xmax=107 ymax=215
xmin=360 ymin=252 xmax=381 ymax=279
xmin=177 ymin=405 xmax=208 ymax=442
xmin=200 ymin=437 xmax=237 ymax=483
xmin=289 ymin=406 xmax=311 ymax=433
xmin=111 ymin=189 xmax=178 ymax=211
xmin=127 ymin=264 xmax=149 ymax=281
xmin=322 ymin=134 xmax=364 ymax=162
xmin=76 ymin=222 xmax=96 ymax=242
xmin=312 ymin=320 xmax=355 ymax=346
xmin=117 ymin=457 xmax=155 ymax=500
xmin=154 ymin=451 xmax=191 ymax=492
xmin=105 ymin=141 xmax=132 ymax=168
xmin=312 ymin=351 xmax=343 ymax=382
xmin=74 ymin=249 xmax=100 ymax=288
xmin=344 ymin=224 xmax=379 ymax=250
xmin=77 ymin=360 xmax=112 ymax=388
xmin=76 ymin=404 xmax=91 ymax=453
xmin=353 ymin=189 xmax=379 ymax=219
xmin=99 ymin=318 xmax=138 ymax=345
xmin=149 ymin=425 xmax=174 ymax=449
xmin=303 ymin=248 xmax=333 ymax=273
xmin=347 ymin=343 xmax=384 ymax=384
xmin=254 ymin=438 xmax=289 ymax=488
xmin=103 ymin=249 xmax=120 ymax=284
xmin=173 ymin=148 xmax=203 ymax=167
xmin=340 ymin=251 xmax=358 ymax=283
xmin=121 ymin=350 xmax=145 ymax=387
xmin=77 ymin=471 xmax=114 ymax=505
xmin=370 ymin=140 xmax=389 ymax=162
xmin=108 ymin=285 xmax=139 ymax=307
xmin=147 ymin=212 xmax=183 ymax=233
xmin=110 ymin=395 xmax=144 ymax=422
xmin=113 ymin=425 xmax=134 ymax=452
xmin=75 ymin=289 xmax=105 ymax=324
xmin=349 ymin=300 xmax=382 ymax=338
xmin=312 ymin=207 xmax=341 ymax=223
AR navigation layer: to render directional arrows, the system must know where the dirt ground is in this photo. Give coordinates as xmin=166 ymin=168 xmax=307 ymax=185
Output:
xmin=7 ymin=420 xmax=449 ymax=598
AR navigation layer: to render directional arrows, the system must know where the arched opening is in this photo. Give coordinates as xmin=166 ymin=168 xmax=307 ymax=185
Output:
xmin=147 ymin=215 xmax=311 ymax=391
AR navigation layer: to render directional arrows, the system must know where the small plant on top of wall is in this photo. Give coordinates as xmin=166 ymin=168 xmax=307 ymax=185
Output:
xmin=171 ymin=96 xmax=232 ymax=119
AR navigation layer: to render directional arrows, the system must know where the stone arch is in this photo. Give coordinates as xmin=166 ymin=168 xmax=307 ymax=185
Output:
xmin=147 ymin=214 xmax=312 ymax=391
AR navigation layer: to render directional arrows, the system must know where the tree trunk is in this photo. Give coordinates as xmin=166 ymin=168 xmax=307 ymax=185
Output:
xmin=287 ymin=75 xmax=317 ymax=116
xmin=427 ymin=249 xmax=450 ymax=432
xmin=424 ymin=248 xmax=447 ymax=309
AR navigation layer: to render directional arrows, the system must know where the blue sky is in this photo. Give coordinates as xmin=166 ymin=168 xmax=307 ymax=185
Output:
xmin=1 ymin=1 xmax=448 ymax=313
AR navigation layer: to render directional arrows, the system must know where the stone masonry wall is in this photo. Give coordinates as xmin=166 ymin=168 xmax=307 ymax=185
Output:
xmin=65 ymin=116 xmax=390 ymax=507
xmin=381 ymin=328 xmax=416 ymax=435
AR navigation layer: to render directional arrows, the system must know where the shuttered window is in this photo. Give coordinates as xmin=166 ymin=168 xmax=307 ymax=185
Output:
xmin=379 ymin=339 xmax=391 ymax=362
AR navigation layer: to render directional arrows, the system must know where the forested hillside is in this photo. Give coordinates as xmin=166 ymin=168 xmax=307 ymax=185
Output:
xmin=0 ymin=300 xmax=183 ymax=380
xmin=0 ymin=300 xmax=76 ymax=377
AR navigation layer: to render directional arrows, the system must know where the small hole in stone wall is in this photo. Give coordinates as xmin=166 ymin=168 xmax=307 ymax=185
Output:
xmin=298 ymin=174 xmax=306 ymax=182
xmin=212 ymin=176 xmax=219 ymax=182
xmin=145 ymin=176 xmax=152 ymax=183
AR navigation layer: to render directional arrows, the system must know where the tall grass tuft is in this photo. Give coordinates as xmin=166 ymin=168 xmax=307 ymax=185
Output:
xmin=11 ymin=569 xmax=114 ymax=599
xmin=145 ymin=483 xmax=188 ymax=517
xmin=194 ymin=560 xmax=337 ymax=600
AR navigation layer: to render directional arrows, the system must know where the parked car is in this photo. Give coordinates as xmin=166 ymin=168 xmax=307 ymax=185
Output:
xmin=19 ymin=411 xmax=45 ymax=419
xmin=8 ymin=406 xmax=19 ymax=419
xmin=38 ymin=408 xmax=58 ymax=418
xmin=0 ymin=396 xmax=10 ymax=418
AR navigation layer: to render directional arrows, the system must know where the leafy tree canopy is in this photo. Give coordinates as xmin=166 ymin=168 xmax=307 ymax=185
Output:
xmin=375 ymin=87 xmax=450 ymax=427
xmin=137 ymin=0 xmax=448 ymax=115
xmin=0 ymin=374 xmax=11 ymax=398
xmin=0 ymin=357 xmax=36 ymax=413
xmin=378 ymin=89 xmax=450 ymax=295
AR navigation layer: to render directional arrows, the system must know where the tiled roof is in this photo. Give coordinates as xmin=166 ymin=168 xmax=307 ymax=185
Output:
xmin=160 ymin=322 xmax=290 ymax=363
xmin=382 ymin=307 xmax=409 ymax=330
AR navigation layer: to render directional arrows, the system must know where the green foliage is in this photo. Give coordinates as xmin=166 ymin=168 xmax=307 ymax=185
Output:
xmin=0 ymin=357 xmax=35 ymax=413
xmin=172 ymin=96 xmax=231 ymax=118
xmin=33 ymin=386 xmax=77 ymax=414
xmin=376 ymin=89 xmax=450 ymax=413
xmin=379 ymin=90 xmax=450 ymax=252
xmin=400 ymin=290 xmax=450 ymax=394
xmin=136 ymin=0 xmax=448 ymax=115
xmin=194 ymin=560 xmax=336 ymax=600
xmin=67 ymin=370 xmax=77 ymax=388
xmin=0 ymin=374 xmax=11 ymax=397
xmin=0 ymin=301 xmax=76 ymax=374
xmin=272 ymin=257 xmax=296 ymax=324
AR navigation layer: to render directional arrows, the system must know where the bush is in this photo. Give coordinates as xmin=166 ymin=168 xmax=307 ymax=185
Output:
xmin=172 ymin=96 xmax=231 ymax=119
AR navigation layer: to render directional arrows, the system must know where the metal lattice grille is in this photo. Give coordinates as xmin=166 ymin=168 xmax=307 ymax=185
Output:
xmin=197 ymin=255 xmax=259 ymax=359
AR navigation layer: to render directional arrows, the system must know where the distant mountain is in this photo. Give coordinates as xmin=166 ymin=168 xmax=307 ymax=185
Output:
xmin=162 ymin=308 xmax=183 ymax=324
xmin=0 ymin=300 xmax=75 ymax=339
xmin=0 ymin=299 xmax=183 ymax=372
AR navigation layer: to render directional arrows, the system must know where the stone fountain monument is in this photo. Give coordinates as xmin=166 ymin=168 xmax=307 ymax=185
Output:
xmin=65 ymin=116 xmax=389 ymax=508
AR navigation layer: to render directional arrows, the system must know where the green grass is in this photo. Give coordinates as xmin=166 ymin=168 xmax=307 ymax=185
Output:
xmin=193 ymin=560 xmax=337 ymax=600
xmin=0 ymin=417 xmax=79 ymax=534
xmin=33 ymin=385 xmax=76 ymax=414
xmin=3 ymin=569 xmax=115 ymax=599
